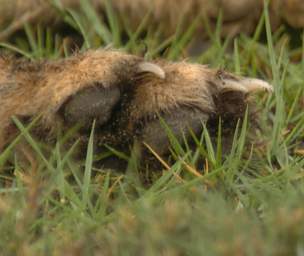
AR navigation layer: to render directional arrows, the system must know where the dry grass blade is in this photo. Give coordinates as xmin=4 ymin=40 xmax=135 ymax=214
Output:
xmin=143 ymin=142 xmax=184 ymax=183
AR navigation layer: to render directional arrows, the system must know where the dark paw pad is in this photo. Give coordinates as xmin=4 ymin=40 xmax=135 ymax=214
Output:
xmin=62 ymin=84 xmax=120 ymax=130
xmin=140 ymin=108 xmax=209 ymax=155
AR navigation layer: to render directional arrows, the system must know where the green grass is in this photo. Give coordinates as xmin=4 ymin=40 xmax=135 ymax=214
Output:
xmin=1 ymin=2 xmax=304 ymax=255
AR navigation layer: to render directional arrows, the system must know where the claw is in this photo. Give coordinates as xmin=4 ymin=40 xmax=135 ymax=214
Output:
xmin=220 ymin=76 xmax=273 ymax=94
xmin=241 ymin=78 xmax=273 ymax=93
xmin=138 ymin=62 xmax=166 ymax=79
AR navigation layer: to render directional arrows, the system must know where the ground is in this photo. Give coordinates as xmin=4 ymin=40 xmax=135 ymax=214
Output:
xmin=0 ymin=3 xmax=304 ymax=256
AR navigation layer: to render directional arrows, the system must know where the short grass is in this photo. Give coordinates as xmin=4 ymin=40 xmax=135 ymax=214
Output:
xmin=1 ymin=2 xmax=304 ymax=255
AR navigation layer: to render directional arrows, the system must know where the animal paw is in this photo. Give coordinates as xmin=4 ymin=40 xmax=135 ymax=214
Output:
xmin=0 ymin=50 xmax=273 ymax=168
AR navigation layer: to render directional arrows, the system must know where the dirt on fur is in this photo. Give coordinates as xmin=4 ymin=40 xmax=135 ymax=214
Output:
xmin=0 ymin=49 xmax=272 ymax=170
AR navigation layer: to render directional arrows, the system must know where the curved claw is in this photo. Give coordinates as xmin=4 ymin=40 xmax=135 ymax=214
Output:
xmin=241 ymin=78 xmax=273 ymax=93
xmin=137 ymin=62 xmax=166 ymax=79
xmin=220 ymin=76 xmax=273 ymax=94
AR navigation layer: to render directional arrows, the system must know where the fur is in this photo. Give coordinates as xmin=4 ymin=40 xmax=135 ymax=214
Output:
xmin=0 ymin=49 xmax=272 ymax=164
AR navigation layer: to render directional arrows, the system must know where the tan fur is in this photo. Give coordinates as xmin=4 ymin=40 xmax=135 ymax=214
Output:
xmin=131 ymin=61 xmax=215 ymax=119
xmin=0 ymin=50 xmax=140 ymax=147
xmin=0 ymin=49 xmax=272 ymax=155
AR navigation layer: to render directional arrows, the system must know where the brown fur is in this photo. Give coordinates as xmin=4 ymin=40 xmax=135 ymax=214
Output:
xmin=0 ymin=50 xmax=140 ymax=147
xmin=0 ymin=49 xmax=272 ymax=169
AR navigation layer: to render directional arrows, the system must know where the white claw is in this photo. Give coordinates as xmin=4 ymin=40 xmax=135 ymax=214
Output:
xmin=222 ymin=80 xmax=249 ymax=93
xmin=138 ymin=62 xmax=166 ymax=79
xmin=241 ymin=78 xmax=274 ymax=93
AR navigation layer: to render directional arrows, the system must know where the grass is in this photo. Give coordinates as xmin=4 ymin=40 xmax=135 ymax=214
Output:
xmin=1 ymin=2 xmax=304 ymax=255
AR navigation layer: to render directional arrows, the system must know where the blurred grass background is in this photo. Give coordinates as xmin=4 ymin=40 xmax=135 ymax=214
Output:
xmin=1 ymin=1 xmax=304 ymax=255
